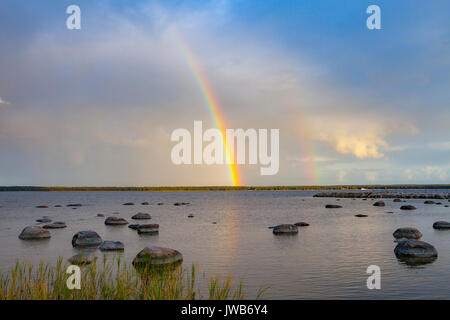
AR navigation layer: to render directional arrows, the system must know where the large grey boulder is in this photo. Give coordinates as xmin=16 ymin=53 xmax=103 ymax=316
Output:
xmin=72 ymin=230 xmax=102 ymax=248
xmin=19 ymin=226 xmax=51 ymax=240
xmin=394 ymin=240 xmax=437 ymax=261
xmin=132 ymin=246 xmax=183 ymax=268
xmin=393 ymin=227 xmax=422 ymax=239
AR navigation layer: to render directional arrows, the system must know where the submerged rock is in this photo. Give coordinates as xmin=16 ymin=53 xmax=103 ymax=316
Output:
xmin=67 ymin=204 xmax=82 ymax=207
xmin=72 ymin=230 xmax=102 ymax=248
xmin=97 ymin=213 xmax=105 ymax=217
xmin=123 ymin=202 xmax=134 ymax=206
xmin=325 ymin=204 xmax=342 ymax=209
xmin=294 ymin=222 xmax=310 ymax=227
xmin=54 ymin=205 xmax=62 ymax=208
xmin=19 ymin=226 xmax=51 ymax=240
xmin=400 ymin=205 xmax=416 ymax=210
xmin=373 ymin=201 xmax=385 ymax=207
xmin=394 ymin=240 xmax=437 ymax=264
xmin=68 ymin=253 xmax=97 ymax=265
xmin=355 ymin=214 xmax=368 ymax=217
xmin=272 ymin=224 xmax=298 ymax=235
xmin=105 ymin=216 xmax=128 ymax=226
xmin=43 ymin=221 xmax=66 ymax=229
xmin=99 ymin=241 xmax=124 ymax=251
xmin=141 ymin=202 xmax=149 ymax=205
xmin=36 ymin=205 xmax=48 ymax=208
xmin=157 ymin=203 xmax=164 ymax=205
xmin=132 ymin=213 xmax=151 ymax=220
xmin=424 ymin=200 xmax=435 ymax=204
xmin=393 ymin=199 xmax=402 ymax=202
xmin=137 ymin=224 xmax=159 ymax=234
xmin=393 ymin=227 xmax=422 ymax=239
xmin=433 ymin=221 xmax=450 ymax=230
xmin=36 ymin=218 xmax=52 ymax=223
xmin=187 ymin=214 xmax=194 ymax=218
xmin=129 ymin=224 xmax=140 ymax=230
xmin=132 ymin=246 xmax=183 ymax=268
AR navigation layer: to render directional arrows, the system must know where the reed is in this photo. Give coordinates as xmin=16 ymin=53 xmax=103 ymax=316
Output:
xmin=0 ymin=257 xmax=265 ymax=300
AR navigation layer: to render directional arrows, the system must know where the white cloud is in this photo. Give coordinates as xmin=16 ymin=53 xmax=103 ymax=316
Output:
xmin=0 ymin=97 xmax=9 ymax=105
xmin=405 ymin=169 xmax=417 ymax=181
xmin=365 ymin=171 xmax=379 ymax=182
xmin=428 ymin=141 xmax=450 ymax=150
xmin=422 ymin=166 xmax=448 ymax=181
xmin=338 ymin=170 xmax=346 ymax=183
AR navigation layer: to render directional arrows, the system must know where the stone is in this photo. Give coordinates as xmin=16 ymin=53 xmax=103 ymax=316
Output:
xmin=355 ymin=214 xmax=368 ymax=217
xmin=424 ymin=200 xmax=435 ymax=204
xmin=325 ymin=204 xmax=342 ymax=208
xmin=393 ymin=227 xmax=422 ymax=239
xmin=72 ymin=230 xmax=102 ymax=248
xmin=433 ymin=221 xmax=450 ymax=230
xmin=294 ymin=222 xmax=310 ymax=227
xmin=272 ymin=224 xmax=298 ymax=235
xmin=137 ymin=224 xmax=159 ymax=234
xmin=68 ymin=253 xmax=97 ymax=265
xmin=373 ymin=201 xmax=385 ymax=207
xmin=400 ymin=205 xmax=416 ymax=210
xmin=67 ymin=204 xmax=82 ymax=207
xmin=99 ymin=241 xmax=125 ymax=251
xmin=97 ymin=213 xmax=105 ymax=217
xmin=36 ymin=205 xmax=48 ymax=208
xmin=19 ymin=226 xmax=51 ymax=240
xmin=394 ymin=240 xmax=437 ymax=261
xmin=157 ymin=203 xmax=164 ymax=205
xmin=187 ymin=214 xmax=194 ymax=218
xmin=132 ymin=246 xmax=183 ymax=268
xmin=36 ymin=218 xmax=52 ymax=223
xmin=43 ymin=221 xmax=66 ymax=229
xmin=393 ymin=199 xmax=402 ymax=202
xmin=128 ymin=224 xmax=140 ymax=230
xmin=131 ymin=213 xmax=151 ymax=220
xmin=123 ymin=202 xmax=134 ymax=206
xmin=141 ymin=202 xmax=149 ymax=205
xmin=105 ymin=216 xmax=128 ymax=226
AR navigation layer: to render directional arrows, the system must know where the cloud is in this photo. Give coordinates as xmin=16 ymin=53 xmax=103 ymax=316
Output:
xmin=0 ymin=97 xmax=9 ymax=105
xmin=422 ymin=166 xmax=448 ymax=181
xmin=365 ymin=171 xmax=379 ymax=182
xmin=405 ymin=169 xmax=417 ymax=181
xmin=338 ymin=170 xmax=346 ymax=183
xmin=428 ymin=141 xmax=450 ymax=150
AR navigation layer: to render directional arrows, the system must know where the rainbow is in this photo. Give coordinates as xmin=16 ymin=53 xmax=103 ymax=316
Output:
xmin=171 ymin=32 xmax=241 ymax=186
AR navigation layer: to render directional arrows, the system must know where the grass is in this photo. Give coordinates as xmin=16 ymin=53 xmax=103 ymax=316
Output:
xmin=0 ymin=257 xmax=267 ymax=300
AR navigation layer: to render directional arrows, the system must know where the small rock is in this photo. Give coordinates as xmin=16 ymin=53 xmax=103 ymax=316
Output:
xmin=424 ymin=200 xmax=435 ymax=204
xmin=436 ymin=202 xmax=442 ymax=205
xmin=137 ymin=224 xmax=159 ymax=234
xmin=54 ymin=205 xmax=62 ymax=208
xmin=132 ymin=213 xmax=151 ymax=220
xmin=43 ymin=221 xmax=66 ymax=229
xmin=433 ymin=221 xmax=450 ymax=230
xmin=373 ymin=201 xmax=385 ymax=207
xmin=272 ymin=224 xmax=298 ymax=235
xmin=393 ymin=199 xmax=402 ymax=202
xmin=36 ymin=218 xmax=52 ymax=223
xmin=97 ymin=213 xmax=105 ymax=217
xmin=157 ymin=203 xmax=164 ymax=205
xmin=400 ymin=205 xmax=416 ymax=210
xmin=325 ymin=204 xmax=342 ymax=208
xmin=393 ymin=227 xmax=422 ymax=239
xmin=132 ymin=246 xmax=183 ymax=268
xmin=36 ymin=205 xmax=48 ymax=208
xmin=72 ymin=230 xmax=102 ymax=248
xmin=355 ymin=214 xmax=368 ymax=217
xmin=141 ymin=202 xmax=149 ymax=205
xmin=128 ymin=224 xmax=140 ymax=230
xmin=187 ymin=214 xmax=194 ymax=218
xmin=105 ymin=217 xmax=128 ymax=226
xmin=19 ymin=226 xmax=51 ymax=240
xmin=294 ymin=222 xmax=310 ymax=227
xmin=68 ymin=253 xmax=97 ymax=265
xmin=99 ymin=241 xmax=124 ymax=251
xmin=67 ymin=204 xmax=82 ymax=207
xmin=123 ymin=202 xmax=134 ymax=206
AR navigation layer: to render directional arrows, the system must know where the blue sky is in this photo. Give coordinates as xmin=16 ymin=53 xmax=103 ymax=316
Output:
xmin=0 ymin=0 xmax=449 ymax=186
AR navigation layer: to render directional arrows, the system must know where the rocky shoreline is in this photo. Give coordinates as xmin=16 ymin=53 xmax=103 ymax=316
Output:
xmin=314 ymin=191 xmax=449 ymax=199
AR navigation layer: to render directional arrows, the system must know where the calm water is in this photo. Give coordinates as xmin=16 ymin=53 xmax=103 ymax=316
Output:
xmin=1 ymin=190 xmax=450 ymax=299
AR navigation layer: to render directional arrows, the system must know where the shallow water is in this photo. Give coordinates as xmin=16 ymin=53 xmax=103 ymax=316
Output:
xmin=1 ymin=190 xmax=450 ymax=299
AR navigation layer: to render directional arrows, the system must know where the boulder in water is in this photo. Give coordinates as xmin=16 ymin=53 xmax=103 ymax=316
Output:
xmin=294 ymin=222 xmax=309 ymax=227
xmin=400 ymin=205 xmax=416 ymax=210
xmin=355 ymin=214 xmax=368 ymax=217
xmin=19 ymin=226 xmax=51 ymax=240
xmin=393 ymin=227 xmax=422 ymax=239
xmin=273 ymin=224 xmax=298 ymax=235
xmin=36 ymin=218 xmax=52 ymax=223
xmin=68 ymin=253 xmax=97 ymax=265
xmin=105 ymin=216 xmax=128 ymax=226
xmin=424 ymin=200 xmax=435 ymax=204
xmin=99 ymin=241 xmax=125 ymax=251
xmin=128 ymin=224 xmax=140 ymax=230
xmin=373 ymin=201 xmax=385 ymax=207
xmin=141 ymin=202 xmax=149 ymax=205
xmin=36 ymin=205 xmax=48 ymax=208
xmin=132 ymin=246 xmax=183 ymax=268
xmin=137 ymin=224 xmax=159 ymax=234
xmin=131 ymin=213 xmax=151 ymax=220
xmin=325 ymin=204 xmax=342 ymax=209
xmin=394 ymin=240 xmax=437 ymax=264
xmin=43 ymin=221 xmax=66 ymax=229
xmin=67 ymin=204 xmax=82 ymax=207
xmin=123 ymin=202 xmax=134 ymax=206
xmin=433 ymin=221 xmax=450 ymax=230
xmin=72 ymin=230 xmax=102 ymax=248
xmin=393 ymin=199 xmax=402 ymax=202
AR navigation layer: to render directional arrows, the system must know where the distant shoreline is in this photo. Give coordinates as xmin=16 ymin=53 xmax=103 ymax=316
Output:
xmin=1 ymin=185 xmax=450 ymax=192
